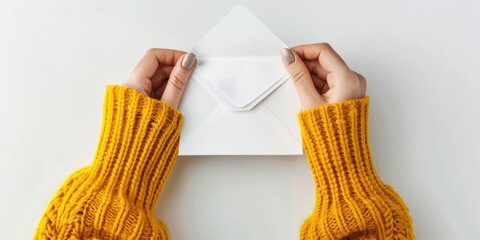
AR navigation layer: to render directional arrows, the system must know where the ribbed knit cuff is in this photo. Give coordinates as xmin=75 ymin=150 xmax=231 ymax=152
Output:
xmin=298 ymin=97 xmax=383 ymax=197
xmin=88 ymin=85 xmax=183 ymax=209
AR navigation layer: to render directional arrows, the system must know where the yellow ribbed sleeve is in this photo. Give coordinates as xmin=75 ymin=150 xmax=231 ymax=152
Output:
xmin=298 ymin=97 xmax=415 ymax=239
xmin=34 ymin=85 xmax=182 ymax=239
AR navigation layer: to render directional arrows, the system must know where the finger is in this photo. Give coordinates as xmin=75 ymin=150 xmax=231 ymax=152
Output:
xmin=304 ymin=60 xmax=328 ymax=80
xmin=151 ymin=66 xmax=174 ymax=90
xmin=292 ymin=43 xmax=351 ymax=76
xmin=129 ymin=48 xmax=186 ymax=81
xmin=311 ymin=74 xmax=328 ymax=93
xmin=281 ymin=48 xmax=326 ymax=108
xmin=161 ymin=53 xmax=197 ymax=108
xmin=153 ymin=81 xmax=168 ymax=99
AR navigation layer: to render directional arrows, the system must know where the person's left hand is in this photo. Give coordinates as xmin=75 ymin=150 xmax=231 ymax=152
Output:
xmin=123 ymin=48 xmax=196 ymax=108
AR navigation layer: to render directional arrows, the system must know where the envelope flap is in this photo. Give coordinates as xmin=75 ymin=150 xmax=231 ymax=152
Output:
xmin=193 ymin=5 xmax=286 ymax=56
xmin=192 ymin=56 xmax=289 ymax=110
xmin=192 ymin=5 xmax=289 ymax=110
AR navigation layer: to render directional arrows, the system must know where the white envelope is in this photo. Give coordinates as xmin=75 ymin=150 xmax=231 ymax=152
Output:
xmin=178 ymin=5 xmax=302 ymax=155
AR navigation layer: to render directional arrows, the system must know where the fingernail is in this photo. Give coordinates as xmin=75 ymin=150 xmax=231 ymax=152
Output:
xmin=181 ymin=52 xmax=196 ymax=70
xmin=281 ymin=48 xmax=295 ymax=65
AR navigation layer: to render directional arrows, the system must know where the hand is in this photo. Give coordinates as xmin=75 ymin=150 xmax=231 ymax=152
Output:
xmin=123 ymin=48 xmax=197 ymax=108
xmin=281 ymin=43 xmax=366 ymax=110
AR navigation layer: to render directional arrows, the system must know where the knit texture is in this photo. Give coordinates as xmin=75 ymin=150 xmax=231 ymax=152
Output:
xmin=35 ymin=87 xmax=415 ymax=239
xmin=298 ymin=97 xmax=415 ymax=240
xmin=34 ymin=85 xmax=182 ymax=239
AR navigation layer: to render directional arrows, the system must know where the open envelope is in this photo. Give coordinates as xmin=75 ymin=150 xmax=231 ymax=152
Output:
xmin=178 ymin=5 xmax=302 ymax=155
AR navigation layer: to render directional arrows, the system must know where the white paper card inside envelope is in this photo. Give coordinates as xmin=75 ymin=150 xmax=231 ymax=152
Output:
xmin=178 ymin=5 xmax=302 ymax=155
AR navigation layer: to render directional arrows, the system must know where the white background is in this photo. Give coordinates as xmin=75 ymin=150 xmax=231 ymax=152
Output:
xmin=1 ymin=0 xmax=479 ymax=239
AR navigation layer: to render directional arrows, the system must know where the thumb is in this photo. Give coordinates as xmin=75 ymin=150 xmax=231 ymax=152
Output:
xmin=161 ymin=52 xmax=196 ymax=108
xmin=281 ymin=48 xmax=325 ymax=110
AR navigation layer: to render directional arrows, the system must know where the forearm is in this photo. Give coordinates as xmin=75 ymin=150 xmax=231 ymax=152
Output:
xmin=298 ymin=97 xmax=414 ymax=239
xmin=34 ymin=85 xmax=182 ymax=239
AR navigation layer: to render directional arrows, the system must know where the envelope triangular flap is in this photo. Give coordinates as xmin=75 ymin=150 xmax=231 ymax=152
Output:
xmin=192 ymin=5 xmax=289 ymax=110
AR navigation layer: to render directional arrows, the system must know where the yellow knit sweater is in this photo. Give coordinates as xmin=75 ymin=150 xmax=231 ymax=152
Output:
xmin=297 ymin=97 xmax=414 ymax=239
xmin=34 ymin=85 xmax=414 ymax=239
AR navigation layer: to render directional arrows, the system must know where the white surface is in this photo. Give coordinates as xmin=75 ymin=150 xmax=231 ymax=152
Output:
xmin=179 ymin=6 xmax=302 ymax=155
xmin=1 ymin=0 xmax=479 ymax=239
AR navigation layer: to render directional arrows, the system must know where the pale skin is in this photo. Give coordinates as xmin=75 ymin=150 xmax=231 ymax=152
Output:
xmin=123 ymin=43 xmax=366 ymax=110
xmin=123 ymin=48 xmax=196 ymax=108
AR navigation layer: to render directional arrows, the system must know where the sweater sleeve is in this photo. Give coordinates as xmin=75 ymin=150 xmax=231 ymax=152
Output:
xmin=34 ymin=85 xmax=182 ymax=239
xmin=298 ymin=97 xmax=415 ymax=240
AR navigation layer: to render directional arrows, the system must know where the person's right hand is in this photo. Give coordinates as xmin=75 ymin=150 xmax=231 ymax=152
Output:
xmin=281 ymin=43 xmax=366 ymax=110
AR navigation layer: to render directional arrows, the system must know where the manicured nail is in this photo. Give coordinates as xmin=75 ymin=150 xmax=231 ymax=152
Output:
xmin=181 ymin=52 xmax=196 ymax=70
xmin=281 ymin=48 xmax=295 ymax=65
